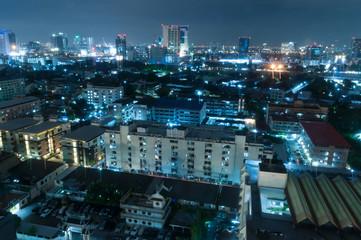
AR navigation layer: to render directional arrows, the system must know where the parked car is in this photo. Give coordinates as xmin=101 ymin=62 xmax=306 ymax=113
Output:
xmin=41 ymin=208 xmax=53 ymax=218
xmin=157 ymin=230 xmax=165 ymax=239
xmin=124 ymin=226 xmax=132 ymax=235
xmin=99 ymin=220 xmax=107 ymax=231
xmin=130 ymin=225 xmax=140 ymax=236
xmin=115 ymin=223 xmax=125 ymax=233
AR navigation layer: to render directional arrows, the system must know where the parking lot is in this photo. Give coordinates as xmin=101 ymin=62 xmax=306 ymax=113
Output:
xmin=21 ymin=197 xmax=174 ymax=240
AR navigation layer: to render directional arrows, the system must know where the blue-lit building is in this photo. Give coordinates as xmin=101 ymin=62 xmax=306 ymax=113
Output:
xmin=152 ymin=98 xmax=206 ymax=125
xmin=351 ymin=37 xmax=361 ymax=59
xmin=50 ymin=32 xmax=68 ymax=53
xmin=238 ymin=37 xmax=250 ymax=59
xmin=0 ymin=30 xmax=16 ymax=55
xmin=116 ymin=34 xmax=127 ymax=60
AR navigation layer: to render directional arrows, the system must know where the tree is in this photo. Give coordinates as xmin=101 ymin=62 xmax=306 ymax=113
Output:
xmin=26 ymin=225 xmax=37 ymax=236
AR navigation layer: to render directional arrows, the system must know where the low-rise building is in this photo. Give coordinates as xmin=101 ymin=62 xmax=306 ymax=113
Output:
xmin=268 ymin=115 xmax=301 ymax=134
xmin=258 ymin=163 xmax=290 ymax=218
xmin=61 ymin=125 xmax=105 ymax=166
xmin=8 ymin=160 xmax=67 ymax=198
xmin=266 ymin=100 xmax=328 ymax=124
xmin=0 ymin=77 xmax=26 ymax=101
xmin=17 ymin=121 xmax=71 ymax=159
xmin=0 ymin=118 xmax=39 ymax=153
xmin=152 ymin=98 xmax=206 ymax=125
xmin=204 ymin=98 xmax=239 ymax=116
xmin=108 ymin=98 xmax=136 ymax=122
xmin=300 ymin=121 xmax=351 ymax=168
xmin=0 ymin=97 xmax=41 ymax=123
xmin=120 ymin=190 xmax=171 ymax=229
xmin=87 ymin=84 xmax=123 ymax=109
xmin=105 ymin=121 xmax=273 ymax=185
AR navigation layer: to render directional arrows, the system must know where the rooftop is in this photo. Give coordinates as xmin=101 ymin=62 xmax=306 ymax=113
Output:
xmin=0 ymin=97 xmax=40 ymax=110
xmin=60 ymin=167 xmax=240 ymax=208
xmin=286 ymin=173 xmax=361 ymax=230
xmin=0 ymin=118 xmax=39 ymax=132
xmin=9 ymin=160 xmax=65 ymax=184
xmin=301 ymin=121 xmax=351 ymax=148
xmin=259 ymin=163 xmax=288 ymax=174
xmin=130 ymin=121 xmax=236 ymax=142
xmin=154 ymin=98 xmax=204 ymax=111
xmin=18 ymin=121 xmax=64 ymax=134
xmin=62 ymin=125 xmax=105 ymax=142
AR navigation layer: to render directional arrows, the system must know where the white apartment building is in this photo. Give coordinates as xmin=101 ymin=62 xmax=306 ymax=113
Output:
xmin=105 ymin=121 xmax=273 ymax=184
xmin=87 ymin=84 xmax=123 ymax=109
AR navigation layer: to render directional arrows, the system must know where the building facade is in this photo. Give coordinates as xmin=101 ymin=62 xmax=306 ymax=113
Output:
xmin=0 ymin=97 xmax=40 ymax=123
xmin=61 ymin=125 xmax=105 ymax=166
xmin=0 ymin=78 xmax=26 ymax=102
xmin=105 ymin=121 xmax=273 ymax=184
xmin=0 ymin=30 xmax=16 ymax=55
xmin=300 ymin=122 xmax=350 ymax=168
xmin=120 ymin=191 xmax=171 ymax=229
xmin=17 ymin=121 xmax=71 ymax=159
xmin=115 ymin=34 xmax=127 ymax=60
xmin=87 ymin=84 xmax=123 ymax=109
xmin=152 ymin=98 xmax=206 ymax=125
xmin=238 ymin=37 xmax=250 ymax=59
xmin=0 ymin=118 xmax=39 ymax=153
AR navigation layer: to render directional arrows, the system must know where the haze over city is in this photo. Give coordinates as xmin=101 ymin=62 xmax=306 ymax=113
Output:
xmin=1 ymin=0 xmax=361 ymax=45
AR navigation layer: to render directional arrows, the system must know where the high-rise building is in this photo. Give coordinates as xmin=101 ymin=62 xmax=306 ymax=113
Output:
xmin=162 ymin=25 xmax=180 ymax=54
xmin=178 ymin=25 xmax=189 ymax=57
xmin=238 ymin=37 xmax=250 ymax=59
xmin=50 ymin=32 xmax=68 ymax=53
xmin=28 ymin=41 xmax=41 ymax=53
xmin=115 ymin=34 xmax=127 ymax=60
xmin=351 ymin=37 xmax=361 ymax=59
xmin=0 ymin=30 xmax=16 ymax=54
xmin=305 ymin=45 xmax=322 ymax=66
xmin=281 ymin=42 xmax=296 ymax=54
xmin=73 ymin=35 xmax=94 ymax=54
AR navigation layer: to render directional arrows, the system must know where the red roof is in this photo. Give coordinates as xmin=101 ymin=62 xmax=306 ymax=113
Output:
xmin=301 ymin=122 xmax=351 ymax=148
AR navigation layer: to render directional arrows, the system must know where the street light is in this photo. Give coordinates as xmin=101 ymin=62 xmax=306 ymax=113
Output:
xmin=196 ymin=90 xmax=202 ymax=102
xmin=277 ymin=64 xmax=283 ymax=80
xmin=351 ymin=169 xmax=354 ymax=183
xmin=270 ymin=64 xmax=276 ymax=79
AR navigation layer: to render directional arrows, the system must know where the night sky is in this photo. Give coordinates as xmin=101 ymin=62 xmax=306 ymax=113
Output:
xmin=1 ymin=0 xmax=361 ymax=46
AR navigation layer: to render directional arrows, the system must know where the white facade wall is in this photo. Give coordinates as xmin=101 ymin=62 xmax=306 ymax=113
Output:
xmin=87 ymin=84 xmax=123 ymax=109
xmin=105 ymin=123 xmax=272 ymax=184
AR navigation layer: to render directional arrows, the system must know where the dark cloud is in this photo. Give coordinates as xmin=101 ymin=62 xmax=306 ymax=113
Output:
xmin=1 ymin=0 xmax=360 ymax=46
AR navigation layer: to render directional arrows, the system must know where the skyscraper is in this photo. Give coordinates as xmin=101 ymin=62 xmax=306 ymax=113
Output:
xmin=281 ymin=42 xmax=296 ymax=54
xmin=238 ymin=37 xmax=250 ymax=59
xmin=73 ymin=35 xmax=94 ymax=53
xmin=178 ymin=25 xmax=189 ymax=57
xmin=351 ymin=37 xmax=361 ymax=59
xmin=50 ymin=32 xmax=68 ymax=53
xmin=0 ymin=30 xmax=16 ymax=54
xmin=162 ymin=25 xmax=180 ymax=54
xmin=115 ymin=34 xmax=127 ymax=60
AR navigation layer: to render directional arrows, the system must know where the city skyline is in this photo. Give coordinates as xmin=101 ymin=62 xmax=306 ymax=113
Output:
xmin=1 ymin=0 xmax=361 ymax=46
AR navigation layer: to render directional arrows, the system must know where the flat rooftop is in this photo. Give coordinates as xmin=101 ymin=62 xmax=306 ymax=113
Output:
xmin=9 ymin=160 xmax=65 ymax=184
xmin=18 ymin=121 xmax=64 ymax=134
xmin=259 ymin=163 xmax=288 ymax=174
xmin=0 ymin=118 xmax=39 ymax=132
xmin=301 ymin=121 xmax=351 ymax=148
xmin=0 ymin=97 xmax=39 ymax=110
xmin=62 ymin=125 xmax=105 ymax=142
xmin=60 ymin=167 xmax=241 ymax=208
xmin=130 ymin=121 xmax=236 ymax=142
xmin=154 ymin=98 xmax=204 ymax=111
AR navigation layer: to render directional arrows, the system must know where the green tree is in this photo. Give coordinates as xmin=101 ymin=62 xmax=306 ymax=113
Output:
xmin=26 ymin=225 xmax=37 ymax=236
